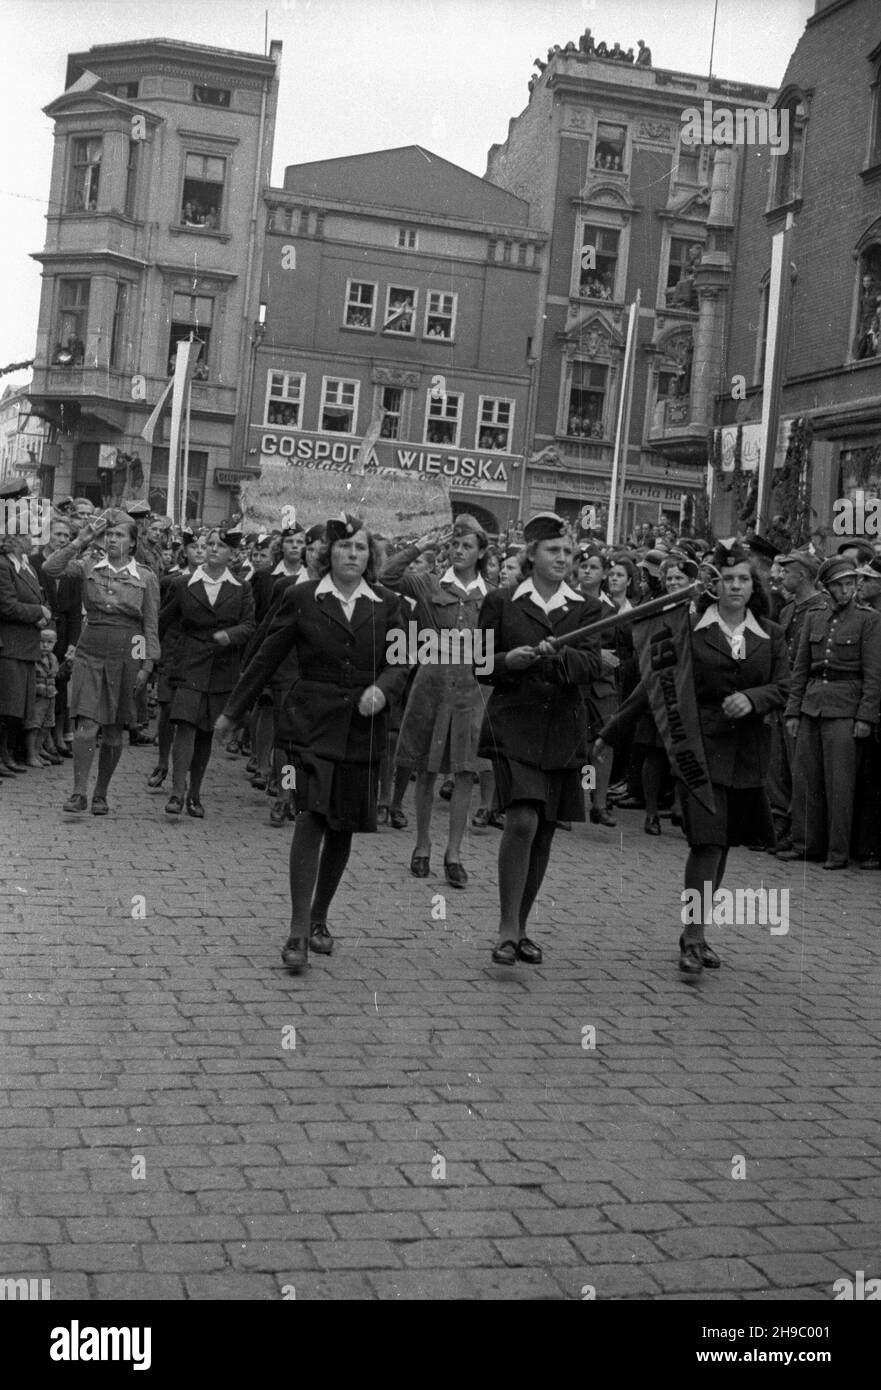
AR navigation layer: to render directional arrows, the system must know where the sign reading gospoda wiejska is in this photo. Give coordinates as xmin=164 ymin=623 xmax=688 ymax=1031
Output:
xmin=259 ymin=430 xmax=515 ymax=493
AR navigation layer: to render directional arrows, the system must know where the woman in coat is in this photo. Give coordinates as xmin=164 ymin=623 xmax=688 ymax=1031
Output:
xmin=148 ymin=526 xmax=207 ymax=791
xmin=214 ymin=515 xmax=408 ymax=973
xmin=43 ymin=509 xmax=160 ymax=815
xmin=159 ymin=526 xmax=255 ymax=817
xmin=477 ymin=513 xmax=602 ymax=965
xmin=595 ymin=539 xmax=790 ymax=977
xmin=0 ymin=531 xmax=51 ymax=773
xmin=380 ymin=514 xmax=493 ymax=889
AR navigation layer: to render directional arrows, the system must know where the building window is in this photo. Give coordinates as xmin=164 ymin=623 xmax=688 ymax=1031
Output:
xmin=68 ymin=138 xmax=102 ymax=212
xmin=320 ymin=377 xmax=359 ymax=433
xmin=124 ymin=140 xmax=139 ymax=218
xmin=664 ymin=237 xmax=704 ymax=308
xmin=594 ymin=122 xmax=626 ymax=172
xmin=167 ymin=294 xmax=212 ymax=377
xmin=110 ymin=283 xmax=128 ymax=369
xmin=108 ymin=81 xmax=139 ymax=99
xmin=579 ymin=224 xmax=619 ymax=299
xmin=181 ymin=153 xmax=225 ymax=228
xmin=397 ymin=228 xmax=418 ymax=249
xmin=566 ymin=363 xmax=607 ymax=437
xmin=149 ymin=447 xmax=207 ymax=520
xmin=425 ymin=291 xmax=456 ymax=339
xmin=265 ymin=371 xmax=305 ymax=426
xmin=425 ymin=392 xmax=462 ymax=447
xmin=383 ymin=287 xmax=416 ymax=334
xmin=476 ymin=397 xmax=513 ymax=451
xmin=854 ymin=244 xmax=881 ymax=360
xmin=379 ymin=386 xmax=403 ymax=439
xmin=771 ymin=96 xmax=807 ymax=208
xmin=52 ymin=279 xmax=89 ymax=364
xmin=193 ymin=85 xmax=230 ymax=107
xmin=344 ymin=281 xmax=376 ymax=329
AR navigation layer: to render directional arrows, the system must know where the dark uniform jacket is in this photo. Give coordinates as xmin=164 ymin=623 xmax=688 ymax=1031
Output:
xmin=0 ymin=554 xmax=44 ymax=660
xmin=476 ymin=584 xmax=602 ymax=770
xmin=32 ymin=548 xmax=83 ymax=655
xmin=777 ymin=589 xmax=828 ymax=667
xmin=784 ymin=599 xmax=881 ymax=723
xmin=223 ymin=579 xmax=409 ymax=761
xmin=159 ymin=571 xmax=255 ymax=695
xmin=602 ymin=609 xmax=790 ymax=789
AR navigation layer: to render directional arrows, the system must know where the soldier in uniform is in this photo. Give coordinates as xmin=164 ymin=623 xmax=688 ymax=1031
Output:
xmin=767 ymin=550 xmax=827 ymax=853
xmin=781 ymin=556 xmax=881 ymax=869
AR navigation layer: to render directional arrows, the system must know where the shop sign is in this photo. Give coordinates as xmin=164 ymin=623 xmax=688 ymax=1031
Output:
xmin=257 ymin=430 xmax=515 ymax=494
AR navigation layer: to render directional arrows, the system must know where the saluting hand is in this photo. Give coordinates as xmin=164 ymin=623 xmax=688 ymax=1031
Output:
xmin=358 ymin=685 xmax=387 ymax=717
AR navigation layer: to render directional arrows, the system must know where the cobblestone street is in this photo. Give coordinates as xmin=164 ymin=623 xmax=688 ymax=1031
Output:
xmin=2 ymin=745 xmax=880 ymax=1301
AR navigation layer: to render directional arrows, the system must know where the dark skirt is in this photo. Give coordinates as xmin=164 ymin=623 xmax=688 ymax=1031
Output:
xmin=0 ymin=656 xmax=35 ymax=723
xmin=70 ymin=623 xmax=140 ymax=727
xmin=290 ymin=750 xmax=379 ymax=833
xmin=680 ymin=780 xmax=775 ymax=849
xmin=169 ymin=687 xmax=228 ymax=733
xmin=492 ymin=756 xmax=585 ymax=823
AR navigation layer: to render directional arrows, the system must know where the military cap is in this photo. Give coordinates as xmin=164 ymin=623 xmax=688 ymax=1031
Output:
xmin=523 ymin=512 xmax=570 ymax=543
xmin=711 ymin=537 xmax=750 ymax=568
xmin=745 ymin=533 xmax=778 ymax=562
xmin=0 ymin=477 xmax=30 ymax=500
xmin=777 ymin=549 xmax=820 ymax=579
xmin=124 ymin=499 xmax=151 ymax=518
xmin=817 ymin=556 xmax=859 ymax=587
xmin=326 ymin=513 xmax=363 ymax=545
xmin=304 ymin=524 xmax=326 ymax=546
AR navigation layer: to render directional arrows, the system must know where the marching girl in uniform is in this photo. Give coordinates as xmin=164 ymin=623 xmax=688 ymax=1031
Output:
xmin=215 ymin=515 xmax=408 ymax=972
xmin=476 ymin=513 xmax=602 ymax=964
xmin=595 ymin=539 xmax=790 ymax=976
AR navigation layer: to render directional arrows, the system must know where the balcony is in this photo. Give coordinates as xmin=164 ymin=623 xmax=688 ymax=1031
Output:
xmin=647 ymin=394 xmax=708 ymax=465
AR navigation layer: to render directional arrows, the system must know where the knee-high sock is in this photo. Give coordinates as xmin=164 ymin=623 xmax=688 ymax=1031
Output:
xmin=156 ymin=703 xmax=173 ymax=769
xmin=518 ymin=818 xmax=556 ymax=931
xmin=170 ymin=722 xmax=197 ymax=798
xmin=683 ymin=843 xmax=726 ymax=940
xmin=288 ymin=811 xmax=326 ymax=934
xmin=187 ymin=729 xmax=214 ymax=800
xmin=93 ymin=740 xmax=123 ymax=798
xmin=310 ymin=826 xmax=353 ymax=923
xmin=72 ymin=723 xmax=98 ymax=795
xmin=497 ymin=803 xmax=539 ymax=935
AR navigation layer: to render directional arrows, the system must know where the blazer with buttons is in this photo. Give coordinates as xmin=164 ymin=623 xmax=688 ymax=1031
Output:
xmin=602 ymin=612 xmax=790 ymax=789
xmin=784 ymin=600 xmax=881 ymax=723
xmin=475 ymin=585 xmax=602 ymax=770
xmin=223 ymin=578 xmax=408 ymax=760
xmin=0 ymin=554 xmax=45 ymax=660
xmin=159 ymin=572 xmax=256 ymax=695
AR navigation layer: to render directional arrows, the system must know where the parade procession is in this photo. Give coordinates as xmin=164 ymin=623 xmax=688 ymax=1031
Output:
xmin=2 ymin=0 xmax=881 ymax=1324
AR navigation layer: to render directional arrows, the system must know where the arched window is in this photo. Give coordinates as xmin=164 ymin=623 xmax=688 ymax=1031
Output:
xmin=769 ymin=94 xmax=807 ymax=210
xmin=852 ymin=241 xmax=881 ymax=361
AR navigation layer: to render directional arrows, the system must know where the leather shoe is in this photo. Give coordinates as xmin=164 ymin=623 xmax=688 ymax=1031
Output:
xmin=488 ymin=810 xmax=505 ymax=830
xmin=700 ymin=941 xmax=721 ymax=969
xmin=389 ymin=807 xmax=408 ymax=829
xmin=491 ymin=939 xmax=518 ymax=964
xmin=91 ymin=796 xmax=109 ymax=816
xmin=822 ymin=859 xmax=848 ymax=870
xmin=250 ymin=774 xmax=268 ymax=791
xmin=444 ymin=858 xmax=468 ymax=888
xmin=0 ymin=763 xmax=17 ymax=777
xmin=590 ymin=805 xmax=616 ymax=827
xmin=63 ymin=792 xmax=88 ymax=813
xmin=410 ymin=852 xmax=430 ymax=878
xmin=611 ymin=794 xmax=643 ymax=810
xmin=644 ymin=815 xmax=661 ymax=836
xmin=281 ymin=936 xmax=308 ymax=971
xmin=678 ymin=937 xmax=704 ymax=975
xmin=147 ymin=766 xmax=167 ymax=789
xmin=775 ymin=849 xmax=803 ymax=861
xmin=186 ymin=797 xmax=205 ymax=819
xmin=309 ymin=921 xmax=333 ymax=955
xmin=517 ymin=937 xmax=543 ymax=964
xmin=165 ymin=794 xmax=183 ymax=815
xmin=270 ymin=800 xmax=286 ymax=827
xmin=56 ymin=744 xmax=73 ymax=758
xmin=3 ymin=759 xmax=27 ymax=773
xmin=472 ymin=807 xmax=489 ymax=828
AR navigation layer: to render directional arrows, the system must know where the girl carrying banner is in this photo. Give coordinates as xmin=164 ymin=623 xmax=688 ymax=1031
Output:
xmin=595 ymin=539 xmax=790 ymax=977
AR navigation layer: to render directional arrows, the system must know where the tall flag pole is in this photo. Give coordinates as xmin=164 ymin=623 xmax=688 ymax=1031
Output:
xmin=165 ymin=338 xmax=202 ymax=525
xmin=606 ymin=289 xmax=640 ymax=546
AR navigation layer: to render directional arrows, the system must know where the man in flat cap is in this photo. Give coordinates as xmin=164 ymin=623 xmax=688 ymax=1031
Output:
xmin=766 ymin=550 xmax=827 ymax=852
xmin=781 ymin=556 xmax=881 ymax=868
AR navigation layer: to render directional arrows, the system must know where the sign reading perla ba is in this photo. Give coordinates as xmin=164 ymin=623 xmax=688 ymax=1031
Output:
xmin=259 ymin=431 xmax=514 ymax=493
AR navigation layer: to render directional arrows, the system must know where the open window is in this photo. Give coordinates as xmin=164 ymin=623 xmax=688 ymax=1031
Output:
xmin=320 ymin=377 xmax=359 ymax=433
xmin=68 ymin=137 xmax=102 ymax=212
xmin=853 ymin=242 xmax=881 ymax=360
xmin=476 ymin=397 xmax=513 ymax=451
xmin=424 ymin=392 xmax=462 ymax=447
xmin=52 ymin=279 xmax=89 ymax=365
xmin=266 ymin=371 xmax=305 ymax=427
xmin=425 ymin=291 xmax=456 ymax=339
xmin=180 ymin=153 xmax=225 ymax=229
xmin=344 ymin=281 xmax=376 ymax=329
xmin=383 ymin=287 xmax=417 ymax=334
xmin=594 ymin=121 xmax=627 ymax=172
xmin=578 ymin=224 xmax=619 ymax=299
xmin=565 ymin=362 xmax=607 ymax=438
xmin=769 ymin=95 xmax=807 ymax=209
xmin=167 ymin=294 xmax=212 ymax=378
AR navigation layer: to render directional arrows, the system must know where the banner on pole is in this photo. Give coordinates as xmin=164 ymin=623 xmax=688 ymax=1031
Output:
xmin=166 ymin=339 xmax=202 ymax=524
xmin=632 ymin=603 xmax=715 ymax=813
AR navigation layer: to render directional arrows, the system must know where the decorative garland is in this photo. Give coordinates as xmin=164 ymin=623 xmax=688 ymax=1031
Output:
xmin=0 ymin=358 xmax=34 ymax=379
xmin=771 ymin=415 xmax=814 ymax=548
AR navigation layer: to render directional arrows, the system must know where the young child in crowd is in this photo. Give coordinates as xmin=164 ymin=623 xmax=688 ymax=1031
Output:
xmin=27 ymin=626 xmax=60 ymax=766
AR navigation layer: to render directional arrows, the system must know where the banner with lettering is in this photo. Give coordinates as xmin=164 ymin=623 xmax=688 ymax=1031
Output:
xmin=632 ymin=604 xmax=715 ymax=814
